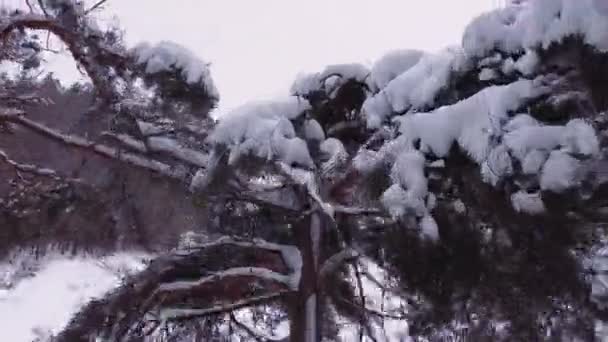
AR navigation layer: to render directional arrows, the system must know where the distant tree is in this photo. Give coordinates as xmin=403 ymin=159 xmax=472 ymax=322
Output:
xmin=1 ymin=1 xmax=608 ymax=341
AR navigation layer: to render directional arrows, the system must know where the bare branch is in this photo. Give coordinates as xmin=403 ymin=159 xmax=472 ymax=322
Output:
xmin=159 ymin=291 xmax=288 ymax=321
xmin=85 ymin=0 xmax=110 ymax=15
xmin=36 ymin=0 xmax=49 ymax=17
xmin=352 ymin=262 xmax=378 ymax=342
xmin=230 ymin=312 xmax=285 ymax=342
xmin=230 ymin=313 xmax=264 ymax=342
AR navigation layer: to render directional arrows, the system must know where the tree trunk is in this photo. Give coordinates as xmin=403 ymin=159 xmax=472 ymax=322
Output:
xmin=288 ymin=211 xmax=323 ymax=342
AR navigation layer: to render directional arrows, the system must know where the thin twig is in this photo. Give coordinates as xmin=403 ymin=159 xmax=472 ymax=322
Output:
xmin=25 ymin=0 xmax=34 ymax=13
xmin=37 ymin=0 xmax=49 ymax=17
xmin=229 ymin=313 xmax=265 ymax=342
xmin=85 ymin=0 xmax=109 ymax=15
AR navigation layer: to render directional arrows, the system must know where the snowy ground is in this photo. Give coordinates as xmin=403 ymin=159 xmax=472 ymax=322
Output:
xmin=0 ymin=251 xmax=151 ymax=342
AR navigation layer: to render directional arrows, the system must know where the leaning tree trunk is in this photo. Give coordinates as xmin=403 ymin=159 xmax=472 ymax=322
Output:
xmin=289 ymin=210 xmax=324 ymax=342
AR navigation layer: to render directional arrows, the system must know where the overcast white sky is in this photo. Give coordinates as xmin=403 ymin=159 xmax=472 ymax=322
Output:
xmin=4 ymin=0 xmax=499 ymax=114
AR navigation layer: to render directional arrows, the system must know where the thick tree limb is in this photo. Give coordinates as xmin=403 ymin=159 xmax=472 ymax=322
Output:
xmin=1 ymin=112 xmax=188 ymax=180
xmin=146 ymin=136 xmax=209 ymax=168
xmin=104 ymin=132 xmax=211 ymax=168
xmin=159 ymin=291 xmax=288 ymax=321
xmin=101 ymin=132 xmax=147 ymax=153
xmin=157 ymin=266 xmax=292 ymax=292
xmin=175 ymin=236 xmax=302 ymax=290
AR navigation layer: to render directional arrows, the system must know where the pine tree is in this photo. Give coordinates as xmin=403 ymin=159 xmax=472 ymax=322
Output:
xmin=1 ymin=1 xmax=608 ymax=341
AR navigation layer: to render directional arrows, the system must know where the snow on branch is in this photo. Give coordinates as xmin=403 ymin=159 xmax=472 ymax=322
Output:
xmin=209 ymin=97 xmax=312 ymax=167
xmin=176 ymin=236 xmax=302 ymax=290
xmin=101 ymin=132 xmax=148 ymax=153
xmin=463 ymin=0 xmax=608 ymax=57
xmin=132 ymin=41 xmax=219 ymax=100
xmin=0 ymin=112 xmax=188 ymax=181
xmin=157 ymin=266 xmax=292 ymax=292
xmin=277 ymin=162 xmax=335 ymax=218
xmin=146 ymin=136 xmax=210 ymax=168
xmin=159 ymin=291 xmax=288 ymax=321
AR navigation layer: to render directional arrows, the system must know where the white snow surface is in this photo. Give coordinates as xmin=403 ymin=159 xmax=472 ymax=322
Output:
xmin=420 ymin=215 xmax=440 ymax=241
xmin=370 ymin=49 xmax=425 ymax=90
xmin=132 ymin=41 xmax=219 ymax=99
xmin=479 ymin=68 xmax=498 ymax=81
xmin=0 ymin=251 xmax=150 ymax=342
xmin=540 ymin=150 xmax=581 ymax=192
xmin=364 ymin=47 xmax=471 ymax=129
xmin=511 ymin=191 xmax=546 ymax=215
xmin=504 ymin=118 xmax=599 ymax=171
xmin=463 ymin=0 xmax=608 ymax=57
xmin=303 ymin=119 xmax=325 ymax=141
xmin=514 ymin=49 xmax=539 ymax=75
xmin=210 ymin=97 xmax=313 ymax=167
xmin=394 ymin=78 xmax=546 ymax=163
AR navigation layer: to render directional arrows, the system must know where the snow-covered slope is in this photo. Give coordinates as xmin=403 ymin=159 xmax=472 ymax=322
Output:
xmin=0 ymin=251 xmax=150 ymax=342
